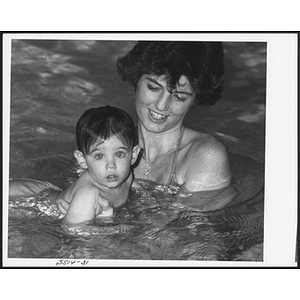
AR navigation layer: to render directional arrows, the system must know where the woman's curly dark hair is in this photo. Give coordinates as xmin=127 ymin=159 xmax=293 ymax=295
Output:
xmin=117 ymin=41 xmax=224 ymax=106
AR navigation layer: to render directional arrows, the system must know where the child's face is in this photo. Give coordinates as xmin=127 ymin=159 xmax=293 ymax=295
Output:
xmin=78 ymin=136 xmax=139 ymax=189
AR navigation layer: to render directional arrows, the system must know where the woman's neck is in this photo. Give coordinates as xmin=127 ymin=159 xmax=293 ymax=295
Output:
xmin=138 ymin=123 xmax=183 ymax=163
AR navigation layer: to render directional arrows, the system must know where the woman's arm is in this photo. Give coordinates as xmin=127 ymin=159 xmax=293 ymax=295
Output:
xmin=9 ymin=178 xmax=62 ymax=199
xmin=182 ymin=136 xmax=231 ymax=192
xmin=57 ymin=198 xmax=70 ymax=215
xmin=131 ymin=179 xmax=143 ymax=189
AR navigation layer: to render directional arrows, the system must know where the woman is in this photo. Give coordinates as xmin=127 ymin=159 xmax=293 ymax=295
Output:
xmin=117 ymin=41 xmax=231 ymax=192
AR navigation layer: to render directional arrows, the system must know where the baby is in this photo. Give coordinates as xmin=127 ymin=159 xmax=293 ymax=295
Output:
xmin=9 ymin=106 xmax=140 ymax=225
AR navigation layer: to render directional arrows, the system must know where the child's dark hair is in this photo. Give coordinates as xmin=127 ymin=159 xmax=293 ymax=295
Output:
xmin=117 ymin=41 xmax=224 ymax=106
xmin=76 ymin=105 xmax=135 ymax=155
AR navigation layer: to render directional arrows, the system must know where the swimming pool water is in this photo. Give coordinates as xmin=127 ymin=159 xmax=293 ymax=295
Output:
xmin=8 ymin=153 xmax=264 ymax=260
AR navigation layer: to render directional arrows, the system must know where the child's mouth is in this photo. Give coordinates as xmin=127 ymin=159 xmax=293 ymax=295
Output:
xmin=106 ymin=175 xmax=118 ymax=182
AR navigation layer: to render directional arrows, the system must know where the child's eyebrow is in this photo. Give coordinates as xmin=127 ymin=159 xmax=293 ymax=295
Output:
xmin=90 ymin=145 xmax=129 ymax=153
xmin=90 ymin=142 xmax=104 ymax=153
xmin=117 ymin=146 xmax=129 ymax=151
xmin=90 ymin=148 xmax=101 ymax=154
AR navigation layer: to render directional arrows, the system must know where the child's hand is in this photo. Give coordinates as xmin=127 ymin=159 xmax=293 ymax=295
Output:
xmin=97 ymin=198 xmax=114 ymax=218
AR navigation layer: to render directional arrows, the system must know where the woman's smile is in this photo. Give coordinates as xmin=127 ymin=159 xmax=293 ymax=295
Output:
xmin=148 ymin=108 xmax=169 ymax=123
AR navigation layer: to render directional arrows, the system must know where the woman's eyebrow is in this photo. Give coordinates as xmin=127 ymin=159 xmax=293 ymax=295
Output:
xmin=146 ymin=76 xmax=193 ymax=96
xmin=145 ymin=76 xmax=162 ymax=86
xmin=174 ymin=90 xmax=193 ymax=96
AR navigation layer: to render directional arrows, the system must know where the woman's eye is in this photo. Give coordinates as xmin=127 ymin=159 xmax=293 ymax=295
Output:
xmin=147 ymin=84 xmax=160 ymax=92
xmin=116 ymin=151 xmax=126 ymax=158
xmin=172 ymin=93 xmax=186 ymax=102
xmin=94 ymin=153 xmax=104 ymax=160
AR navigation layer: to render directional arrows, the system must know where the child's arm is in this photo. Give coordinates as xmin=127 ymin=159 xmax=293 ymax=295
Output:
xmin=62 ymin=188 xmax=98 ymax=225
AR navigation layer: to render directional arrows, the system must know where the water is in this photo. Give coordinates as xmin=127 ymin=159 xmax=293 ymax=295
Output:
xmin=7 ymin=39 xmax=266 ymax=262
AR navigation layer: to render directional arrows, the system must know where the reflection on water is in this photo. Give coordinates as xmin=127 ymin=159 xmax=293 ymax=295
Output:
xmin=8 ymin=39 xmax=266 ymax=261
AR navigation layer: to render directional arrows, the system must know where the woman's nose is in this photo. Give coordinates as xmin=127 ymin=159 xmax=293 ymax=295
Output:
xmin=155 ymin=90 xmax=171 ymax=111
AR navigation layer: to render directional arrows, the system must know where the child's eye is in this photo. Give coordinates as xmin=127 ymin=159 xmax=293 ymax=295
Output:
xmin=115 ymin=151 xmax=126 ymax=158
xmin=94 ymin=153 xmax=104 ymax=160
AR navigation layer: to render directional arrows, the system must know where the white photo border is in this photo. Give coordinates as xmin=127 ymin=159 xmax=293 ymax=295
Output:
xmin=2 ymin=33 xmax=298 ymax=267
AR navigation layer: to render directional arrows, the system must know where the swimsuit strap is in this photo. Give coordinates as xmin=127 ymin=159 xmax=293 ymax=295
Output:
xmin=167 ymin=126 xmax=184 ymax=186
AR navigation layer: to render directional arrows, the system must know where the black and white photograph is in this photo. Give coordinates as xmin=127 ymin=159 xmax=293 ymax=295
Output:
xmin=2 ymin=33 xmax=297 ymax=267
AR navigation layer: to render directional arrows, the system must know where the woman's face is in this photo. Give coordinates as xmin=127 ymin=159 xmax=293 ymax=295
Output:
xmin=135 ymin=74 xmax=195 ymax=133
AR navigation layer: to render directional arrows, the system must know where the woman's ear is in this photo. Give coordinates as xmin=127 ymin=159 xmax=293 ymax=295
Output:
xmin=74 ymin=150 xmax=87 ymax=169
xmin=131 ymin=145 xmax=141 ymax=165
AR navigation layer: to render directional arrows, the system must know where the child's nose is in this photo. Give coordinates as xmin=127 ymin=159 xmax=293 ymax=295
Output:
xmin=106 ymin=158 xmax=116 ymax=170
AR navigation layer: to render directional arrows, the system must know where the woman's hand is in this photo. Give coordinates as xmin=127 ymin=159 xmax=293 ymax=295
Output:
xmin=131 ymin=179 xmax=143 ymax=189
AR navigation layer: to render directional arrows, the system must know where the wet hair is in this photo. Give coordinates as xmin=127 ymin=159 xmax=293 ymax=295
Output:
xmin=117 ymin=41 xmax=224 ymax=106
xmin=76 ymin=105 xmax=135 ymax=155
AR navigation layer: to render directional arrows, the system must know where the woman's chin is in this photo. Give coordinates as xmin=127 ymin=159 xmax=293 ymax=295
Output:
xmin=141 ymin=118 xmax=170 ymax=133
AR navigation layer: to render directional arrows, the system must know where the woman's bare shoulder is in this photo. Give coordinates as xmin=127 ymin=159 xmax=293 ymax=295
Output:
xmin=183 ymin=128 xmax=225 ymax=153
xmin=181 ymin=128 xmax=231 ymax=192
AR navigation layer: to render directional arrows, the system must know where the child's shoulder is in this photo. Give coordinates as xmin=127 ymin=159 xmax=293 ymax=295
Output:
xmin=71 ymin=184 xmax=101 ymax=204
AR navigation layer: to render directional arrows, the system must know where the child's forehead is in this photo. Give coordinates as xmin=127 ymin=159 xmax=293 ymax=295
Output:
xmin=91 ymin=135 xmax=128 ymax=149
